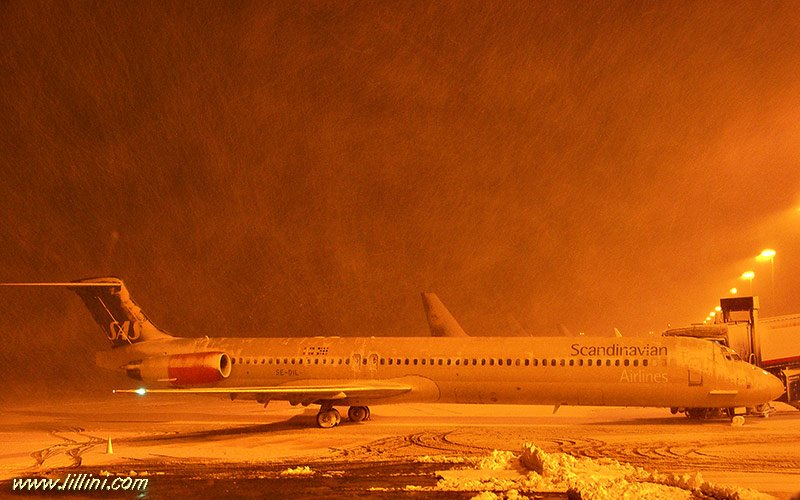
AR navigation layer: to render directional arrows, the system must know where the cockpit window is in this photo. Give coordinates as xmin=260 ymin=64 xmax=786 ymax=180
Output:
xmin=719 ymin=344 xmax=742 ymax=361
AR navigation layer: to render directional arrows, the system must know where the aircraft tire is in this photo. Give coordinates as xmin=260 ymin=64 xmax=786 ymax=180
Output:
xmin=316 ymin=409 xmax=341 ymax=428
xmin=348 ymin=406 xmax=369 ymax=422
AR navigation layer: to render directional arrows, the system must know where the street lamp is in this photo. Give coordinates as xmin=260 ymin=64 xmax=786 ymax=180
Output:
xmin=756 ymin=248 xmax=776 ymax=302
xmin=729 ymin=287 xmax=737 ymax=295
xmin=740 ymin=271 xmax=755 ymax=295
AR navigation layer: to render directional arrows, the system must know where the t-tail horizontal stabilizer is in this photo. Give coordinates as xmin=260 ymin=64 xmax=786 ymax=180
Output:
xmin=0 ymin=277 xmax=173 ymax=347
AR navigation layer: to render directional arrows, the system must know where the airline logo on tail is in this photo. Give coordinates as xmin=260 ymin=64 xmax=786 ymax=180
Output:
xmin=0 ymin=277 xmax=172 ymax=347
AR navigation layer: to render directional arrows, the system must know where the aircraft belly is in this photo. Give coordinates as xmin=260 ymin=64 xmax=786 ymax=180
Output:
xmin=438 ymin=381 xmax=578 ymax=405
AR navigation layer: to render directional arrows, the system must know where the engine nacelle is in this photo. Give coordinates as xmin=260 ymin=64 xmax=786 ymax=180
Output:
xmin=125 ymin=352 xmax=231 ymax=386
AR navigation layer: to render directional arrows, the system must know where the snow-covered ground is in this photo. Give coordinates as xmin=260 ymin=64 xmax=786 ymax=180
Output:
xmin=1 ymin=396 xmax=798 ymax=498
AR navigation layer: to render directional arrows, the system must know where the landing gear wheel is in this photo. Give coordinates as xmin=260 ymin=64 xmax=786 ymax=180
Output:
xmin=348 ymin=406 xmax=370 ymax=422
xmin=316 ymin=409 xmax=341 ymax=428
xmin=731 ymin=415 xmax=745 ymax=427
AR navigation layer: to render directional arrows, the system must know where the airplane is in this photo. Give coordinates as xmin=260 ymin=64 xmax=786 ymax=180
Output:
xmin=1 ymin=277 xmax=784 ymax=428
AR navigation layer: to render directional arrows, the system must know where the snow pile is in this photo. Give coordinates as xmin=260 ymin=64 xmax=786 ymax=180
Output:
xmin=279 ymin=466 xmax=314 ymax=476
xmin=418 ymin=444 xmax=772 ymax=500
xmin=477 ymin=450 xmax=516 ymax=470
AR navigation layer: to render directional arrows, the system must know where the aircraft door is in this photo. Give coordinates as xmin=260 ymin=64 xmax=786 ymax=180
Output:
xmin=688 ymin=358 xmax=703 ymax=386
xmin=368 ymin=353 xmax=379 ymax=374
xmin=352 ymin=353 xmax=362 ymax=370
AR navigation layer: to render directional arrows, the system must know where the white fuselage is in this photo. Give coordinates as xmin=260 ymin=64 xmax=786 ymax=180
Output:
xmin=100 ymin=334 xmax=782 ymax=410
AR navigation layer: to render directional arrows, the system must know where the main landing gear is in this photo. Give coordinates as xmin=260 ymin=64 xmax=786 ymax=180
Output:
xmin=316 ymin=407 xmax=341 ymax=428
xmin=315 ymin=404 xmax=371 ymax=428
xmin=348 ymin=405 xmax=370 ymax=423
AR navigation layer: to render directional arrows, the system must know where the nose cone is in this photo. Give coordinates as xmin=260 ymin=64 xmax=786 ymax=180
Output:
xmin=763 ymin=371 xmax=784 ymax=402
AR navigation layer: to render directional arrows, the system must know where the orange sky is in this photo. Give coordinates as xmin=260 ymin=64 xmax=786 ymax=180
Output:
xmin=1 ymin=1 xmax=799 ymax=396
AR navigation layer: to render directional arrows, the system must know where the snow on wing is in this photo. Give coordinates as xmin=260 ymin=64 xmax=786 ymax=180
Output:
xmin=115 ymin=384 xmax=412 ymax=401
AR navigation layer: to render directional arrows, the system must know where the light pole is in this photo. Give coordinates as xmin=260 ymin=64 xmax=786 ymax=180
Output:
xmin=756 ymin=248 xmax=776 ymax=304
xmin=740 ymin=271 xmax=755 ymax=295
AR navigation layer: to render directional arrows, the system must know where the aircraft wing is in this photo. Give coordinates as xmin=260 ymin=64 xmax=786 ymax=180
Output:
xmin=114 ymin=383 xmax=412 ymax=402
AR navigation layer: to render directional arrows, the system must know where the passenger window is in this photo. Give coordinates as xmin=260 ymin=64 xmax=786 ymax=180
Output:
xmin=614 ymin=360 xmax=620 ymax=366
xmin=413 ymin=359 xmax=418 ymax=365
xmin=473 ymin=359 xmax=477 ymax=365
xmin=532 ymin=359 xmax=538 ymax=366
xmin=624 ymin=359 xmax=630 ymax=367
xmin=345 ymin=358 xmax=350 ymax=365
xmin=578 ymin=359 xmax=583 ymax=366
xmin=587 ymin=359 xmax=592 ymax=366
xmin=569 ymin=359 xmax=574 ymax=366
xmin=404 ymin=359 xmax=409 ymax=365
xmin=438 ymin=359 xmax=443 ymax=366
xmin=446 ymin=359 xmax=451 ymax=366
xmin=605 ymin=359 xmax=611 ymax=366
xmin=643 ymin=359 xmax=648 ymax=367
xmin=455 ymin=359 xmax=460 ymax=366
xmin=464 ymin=358 xmax=469 ymax=365
xmin=421 ymin=359 xmax=426 ymax=365
xmin=559 ymin=359 xmax=565 ymax=367
xmin=524 ymin=359 xmax=529 ymax=366
xmin=497 ymin=359 xmax=502 ymax=366
xmin=507 ymin=358 xmax=512 ymax=366
xmin=515 ymin=359 xmax=521 ymax=366
xmin=489 ymin=359 xmax=495 ymax=366
xmin=633 ymin=359 xmax=638 ymax=367
xmin=298 ymin=359 xmax=303 ymax=365
xmin=481 ymin=359 xmax=486 ymax=366
xmin=551 ymin=359 xmax=557 ymax=366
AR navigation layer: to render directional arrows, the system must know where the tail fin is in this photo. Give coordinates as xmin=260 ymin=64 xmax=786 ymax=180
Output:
xmin=420 ymin=293 xmax=469 ymax=337
xmin=1 ymin=277 xmax=173 ymax=347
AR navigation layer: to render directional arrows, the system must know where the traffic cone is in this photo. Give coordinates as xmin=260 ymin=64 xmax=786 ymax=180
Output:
xmin=106 ymin=437 xmax=113 ymax=454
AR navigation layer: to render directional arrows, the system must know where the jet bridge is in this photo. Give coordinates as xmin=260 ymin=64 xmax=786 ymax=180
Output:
xmin=664 ymin=295 xmax=800 ymax=409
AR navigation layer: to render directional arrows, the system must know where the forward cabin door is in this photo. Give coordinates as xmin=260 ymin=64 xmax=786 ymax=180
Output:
xmin=688 ymin=357 xmax=703 ymax=386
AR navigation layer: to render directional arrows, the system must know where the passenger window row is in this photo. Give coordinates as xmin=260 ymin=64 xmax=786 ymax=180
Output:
xmin=378 ymin=357 xmax=649 ymax=367
xmin=232 ymin=356 xmax=651 ymax=368
xmin=233 ymin=357 xmax=350 ymax=365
